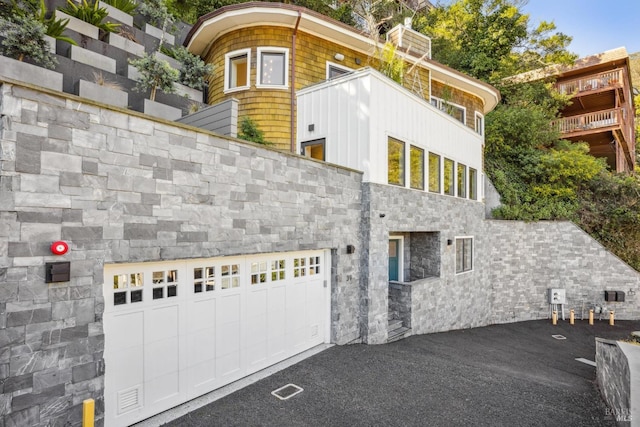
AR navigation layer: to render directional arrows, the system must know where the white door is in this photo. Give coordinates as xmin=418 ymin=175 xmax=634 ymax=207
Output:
xmin=103 ymin=250 xmax=330 ymax=427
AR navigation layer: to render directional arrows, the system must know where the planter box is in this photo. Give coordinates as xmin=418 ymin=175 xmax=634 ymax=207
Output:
xmin=174 ymin=82 xmax=203 ymax=102
xmin=99 ymin=1 xmax=134 ymax=26
xmin=108 ymin=33 xmax=145 ymax=57
xmin=177 ymin=98 xmax=238 ymax=137
xmin=77 ymin=79 xmax=128 ymax=108
xmin=55 ymin=10 xmax=99 ymax=39
xmin=143 ymin=99 xmax=182 ymax=121
xmin=69 ymin=45 xmax=116 ymax=74
xmin=44 ymin=35 xmax=56 ymax=54
xmin=127 ymin=64 xmax=141 ymax=81
xmin=154 ymin=52 xmax=181 ymax=70
xmin=0 ymin=55 xmax=63 ymax=92
xmin=145 ymin=23 xmax=175 ymax=45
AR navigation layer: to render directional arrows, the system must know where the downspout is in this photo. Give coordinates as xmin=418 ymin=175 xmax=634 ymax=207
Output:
xmin=290 ymin=11 xmax=301 ymax=153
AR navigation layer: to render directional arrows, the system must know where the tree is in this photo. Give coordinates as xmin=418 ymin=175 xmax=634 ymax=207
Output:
xmin=238 ymin=117 xmax=268 ymax=145
xmin=171 ymin=46 xmax=214 ymax=90
xmin=417 ymin=0 xmax=575 ymax=83
xmin=129 ymin=53 xmax=179 ymax=101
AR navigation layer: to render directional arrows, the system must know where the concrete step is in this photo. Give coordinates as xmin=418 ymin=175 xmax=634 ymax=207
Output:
xmin=388 ymin=318 xmax=403 ymax=331
xmin=388 ymin=326 xmax=411 ymax=343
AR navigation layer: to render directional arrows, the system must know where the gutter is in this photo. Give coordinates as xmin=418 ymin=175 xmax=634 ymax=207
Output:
xmin=290 ymin=11 xmax=301 ymax=153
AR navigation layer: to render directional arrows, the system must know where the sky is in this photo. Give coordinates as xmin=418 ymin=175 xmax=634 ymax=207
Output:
xmin=436 ymin=0 xmax=640 ymax=58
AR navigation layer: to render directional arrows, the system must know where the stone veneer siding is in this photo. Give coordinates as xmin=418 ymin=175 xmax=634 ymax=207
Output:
xmin=0 ymin=82 xmax=363 ymax=426
xmin=486 ymin=220 xmax=640 ymax=322
xmin=595 ymin=338 xmax=633 ymax=424
xmin=361 ymin=183 xmax=492 ymax=342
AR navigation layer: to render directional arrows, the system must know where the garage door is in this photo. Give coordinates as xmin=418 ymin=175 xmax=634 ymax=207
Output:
xmin=103 ymin=250 xmax=330 ymax=427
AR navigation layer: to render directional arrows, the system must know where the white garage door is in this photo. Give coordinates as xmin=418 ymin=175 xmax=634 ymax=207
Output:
xmin=103 ymin=250 xmax=330 ymax=427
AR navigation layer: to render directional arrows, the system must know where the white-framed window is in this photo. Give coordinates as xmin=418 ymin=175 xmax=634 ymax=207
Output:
xmin=475 ymin=112 xmax=484 ymax=135
xmin=224 ymin=48 xmax=251 ymax=93
xmin=326 ymin=61 xmax=352 ymax=79
xmin=457 ymin=163 xmax=467 ymax=198
xmin=455 ymin=237 xmax=473 ymax=274
xmin=428 ymin=152 xmax=441 ymax=194
xmin=430 ymin=96 xmax=466 ymax=124
xmin=469 ymin=168 xmax=478 ymax=200
xmin=388 ymin=136 xmax=405 ymax=187
xmin=257 ymin=47 xmax=288 ymax=88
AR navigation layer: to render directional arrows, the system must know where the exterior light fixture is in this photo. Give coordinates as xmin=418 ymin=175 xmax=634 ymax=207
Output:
xmin=334 ymin=53 xmax=344 ymax=61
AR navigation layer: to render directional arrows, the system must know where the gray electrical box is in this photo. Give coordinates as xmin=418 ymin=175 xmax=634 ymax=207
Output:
xmin=548 ymin=288 xmax=566 ymax=304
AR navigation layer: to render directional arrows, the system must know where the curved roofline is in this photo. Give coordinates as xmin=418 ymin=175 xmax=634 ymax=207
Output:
xmin=185 ymin=2 xmax=500 ymax=113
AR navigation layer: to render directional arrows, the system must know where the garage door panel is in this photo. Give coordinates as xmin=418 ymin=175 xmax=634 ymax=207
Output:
xmin=146 ymin=305 xmax=179 ymax=343
xmin=146 ymin=372 xmax=180 ymax=407
xmin=145 ymin=337 xmax=180 ymax=380
xmin=104 ymin=251 xmax=328 ymax=427
xmin=109 ymin=311 xmax=144 ymax=351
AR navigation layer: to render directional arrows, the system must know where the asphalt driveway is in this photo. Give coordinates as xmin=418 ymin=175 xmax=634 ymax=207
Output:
xmin=162 ymin=320 xmax=639 ymax=427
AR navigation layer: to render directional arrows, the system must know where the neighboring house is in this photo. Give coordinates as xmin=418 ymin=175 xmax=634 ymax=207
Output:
xmin=515 ymin=47 xmax=636 ymax=172
xmin=1 ymin=4 xmax=640 ymax=427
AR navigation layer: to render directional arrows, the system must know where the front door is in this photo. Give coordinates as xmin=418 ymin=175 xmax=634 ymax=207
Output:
xmin=389 ymin=239 xmax=399 ymax=281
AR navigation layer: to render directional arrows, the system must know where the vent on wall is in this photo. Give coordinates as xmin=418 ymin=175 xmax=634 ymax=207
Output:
xmin=118 ymin=386 xmax=142 ymax=415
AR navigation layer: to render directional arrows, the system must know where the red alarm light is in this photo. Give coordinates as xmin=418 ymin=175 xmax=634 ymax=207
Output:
xmin=51 ymin=241 xmax=69 ymax=255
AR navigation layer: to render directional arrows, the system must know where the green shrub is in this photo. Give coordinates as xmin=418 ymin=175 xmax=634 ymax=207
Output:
xmin=171 ymin=46 xmax=214 ymax=90
xmin=0 ymin=15 xmax=57 ymax=69
xmin=238 ymin=117 xmax=267 ymax=145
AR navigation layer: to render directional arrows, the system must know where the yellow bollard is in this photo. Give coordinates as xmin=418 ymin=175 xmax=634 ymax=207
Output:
xmin=609 ymin=310 xmax=615 ymax=326
xmin=552 ymin=310 xmax=557 ymax=325
xmin=570 ymin=309 xmax=575 ymax=325
xmin=589 ymin=309 xmax=594 ymax=325
xmin=83 ymin=399 xmax=94 ymax=427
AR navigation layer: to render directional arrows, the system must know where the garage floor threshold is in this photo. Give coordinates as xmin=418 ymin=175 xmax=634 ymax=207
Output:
xmin=132 ymin=343 xmax=334 ymax=427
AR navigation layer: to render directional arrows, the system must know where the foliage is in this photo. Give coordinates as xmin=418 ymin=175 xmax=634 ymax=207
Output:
xmin=129 ymin=53 xmax=179 ymax=101
xmin=138 ymin=0 xmax=175 ymax=32
xmin=60 ymin=0 xmax=120 ymax=33
xmin=373 ymin=41 xmax=404 ymax=84
xmin=238 ymin=117 xmax=267 ymax=145
xmin=486 ymin=80 xmax=606 ymax=221
xmin=171 ymin=46 xmax=214 ymax=90
xmin=0 ymin=0 xmax=76 ymax=45
xmin=0 ymin=15 xmax=57 ymax=68
xmin=417 ymin=0 xmax=576 ymax=83
xmin=101 ymin=0 xmax=138 ymax=14
xmin=577 ymin=172 xmax=640 ymax=271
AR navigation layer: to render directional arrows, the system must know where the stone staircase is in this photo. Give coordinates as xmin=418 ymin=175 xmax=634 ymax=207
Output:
xmin=387 ymin=311 xmax=411 ymax=343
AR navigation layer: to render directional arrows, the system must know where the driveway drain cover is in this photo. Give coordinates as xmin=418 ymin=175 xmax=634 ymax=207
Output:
xmin=552 ymin=335 xmax=566 ymax=340
xmin=271 ymin=384 xmax=303 ymax=400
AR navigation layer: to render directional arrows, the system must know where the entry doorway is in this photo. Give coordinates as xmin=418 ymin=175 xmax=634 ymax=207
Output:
xmin=388 ymin=237 xmax=403 ymax=281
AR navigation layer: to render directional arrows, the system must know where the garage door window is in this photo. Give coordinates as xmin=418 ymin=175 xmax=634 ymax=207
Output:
xmin=193 ymin=266 xmax=215 ymax=293
xmin=113 ymin=272 xmax=144 ymax=305
xmin=272 ymin=259 xmax=286 ymax=281
xmin=293 ymin=257 xmax=306 ymax=277
xmin=309 ymin=256 xmax=321 ymax=275
xmin=251 ymin=262 xmax=268 ymax=285
xmin=221 ymin=264 xmax=240 ymax=289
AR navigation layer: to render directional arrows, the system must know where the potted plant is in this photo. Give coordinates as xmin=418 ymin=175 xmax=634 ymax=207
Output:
xmin=129 ymin=52 xmax=182 ymax=119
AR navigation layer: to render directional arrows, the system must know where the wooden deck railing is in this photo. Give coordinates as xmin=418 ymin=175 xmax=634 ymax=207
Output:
xmin=552 ymin=108 xmax=622 ymax=133
xmin=556 ymin=69 xmax=623 ymax=95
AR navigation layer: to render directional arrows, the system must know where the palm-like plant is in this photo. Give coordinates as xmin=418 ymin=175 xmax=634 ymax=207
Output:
xmin=60 ymin=0 xmax=120 ymax=33
xmin=101 ymin=0 xmax=138 ymax=14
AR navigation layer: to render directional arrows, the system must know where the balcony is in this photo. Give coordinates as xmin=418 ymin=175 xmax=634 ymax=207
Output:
xmin=556 ymin=69 xmax=623 ymax=96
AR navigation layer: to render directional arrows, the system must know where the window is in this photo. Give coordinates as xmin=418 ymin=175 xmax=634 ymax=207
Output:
xmin=193 ymin=266 xmax=214 ymax=293
xmin=469 ymin=168 xmax=478 ymax=200
xmin=457 ymin=163 xmax=466 ymax=198
xmin=388 ymin=137 xmax=405 ymax=186
xmin=410 ymin=145 xmax=424 ymax=190
xmin=428 ymin=152 xmax=441 ymax=193
xmin=301 ymin=138 xmax=325 ymax=161
xmin=475 ymin=112 xmax=484 ymax=135
xmin=443 ymin=158 xmax=454 ymax=196
xmin=220 ymin=263 xmax=240 ymax=289
xmin=271 ymin=259 xmax=285 ymax=281
xmin=257 ymin=47 xmax=288 ymax=88
xmin=224 ymin=49 xmax=250 ymax=92
xmin=430 ymin=96 xmax=466 ymax=124
xmin=456 ymin=237 xmax=473 ymax=274
xmin=326 ymin=62 xmax=352 ymax=79
xmin=250 ymin=261 xmax=268 ymax=285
